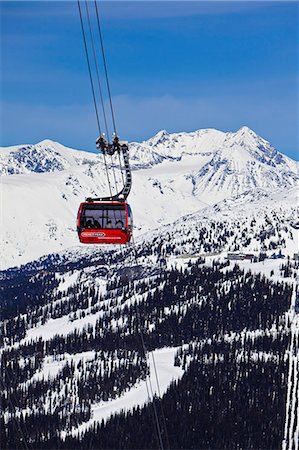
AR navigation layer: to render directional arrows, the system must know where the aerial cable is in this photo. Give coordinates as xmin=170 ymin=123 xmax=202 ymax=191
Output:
xmin=78 ymin=0 xmax=114 ymax=198
xmin=94 ymin=0 xmax=117 ymax=135
xmin=150 ymin=351 xmax=171 ymax=450
xmin=78 ymin=0 xmax=165 ymax=439
xmin=132 ymin=280 xmax=165 ymax=450
xmin=84 ymin=0 xmax=119 ymax=194
xmin=77 ymin=0 xmax=101 ymax=135
xmin=132 ymin=238 xmax=170 ymax=448
xmin=133 ymin=243 xmax=170 ymax=449
xmin=135 ymin=321 xmax=162 ymax=450
xmin=94 ymin=0 xmax=125 ymax=187
xmin=85 ymin=0 xmax=124 ymax=196
xmin=84 ymin=0 xmax=109 ymax=139
xmin=129 ymin=240 xmax=170 ymax=450
xmin=85 ymin=0 xmax=122 ymax=194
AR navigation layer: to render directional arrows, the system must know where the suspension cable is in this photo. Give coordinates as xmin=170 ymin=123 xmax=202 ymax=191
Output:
xmin=136 ymin=307 xmax=165 ymax=450
xmin=94 ymin=0 xmax=125 ymax=186
xmin=150 ymin=351 xmax=171 ymax=450
xmin=77 ymin=0 xmax=101 ymax=135
xmin=94 ymin=0 xmax=117 ymax=135
xmin=85 ymin=0 xmax=109 ymax=139
xmin=136 ymin=325 xmax=162 ymax=449
xmin=78 ymin=5 xmax=161 ymax=441
xmin=130 ymin=239 xmax=170 ymax=450
xmin=78 ymin=0 xmax=114 ymax=198
xmin=84 ymin=0 xmax=119 ymax=195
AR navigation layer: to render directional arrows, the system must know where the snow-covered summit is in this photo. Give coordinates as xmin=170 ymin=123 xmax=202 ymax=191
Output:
xmin=129 ymin=128 xmax=225 ymax=167
xmin=0 ymin=140 xmax=99 ymax=175
xmin=129 ymin=126 xmax=297 ymax=204
xmin=130 ymin=125 xmax=297 ymax=171
xmin=0 ymin=126 xmax=297 ymax=185
xmin=2 ymin=126 xmax=297 ymax=177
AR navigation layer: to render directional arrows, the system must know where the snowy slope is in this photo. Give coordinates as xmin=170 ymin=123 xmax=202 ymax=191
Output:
xmin=1 ymin=177 xmax=298 ymax=444
xmin=1 ymin=126 xmax=297 ymax=269
xmin=5 ymin=185 xmax=297 ymax=277
xmin=2 ymin=214 xmax=297 ymax=443
xmin=62 ymin=347 xmax=184 ymax=438
xmin=144 ymin=185 xmax=299 ymax=258
xmin=1 ymin=163 xmax=206 ymax=269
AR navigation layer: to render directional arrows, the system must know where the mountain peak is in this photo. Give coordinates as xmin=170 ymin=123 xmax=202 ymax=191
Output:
xmin=237 ymin=126 xmax=253 ymax=133
xmin=36 ymin=139 xmax=60 ymax=148
xmin=226 ymin=126 xmax=266 ymax=151
xmin=0 ymin=139 xmax=99 ymax=176
xmin=148 ymin=130 xmax=170 ymax=146
xmin=233 ymin=126 xmax=259 ymax=139
xmin=155 ymin=129 xmax=169 ymax=137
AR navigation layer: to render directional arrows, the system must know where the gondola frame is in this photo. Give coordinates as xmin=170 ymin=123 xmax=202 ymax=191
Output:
xmin=77 ymin=201 xmax=133 ymax=245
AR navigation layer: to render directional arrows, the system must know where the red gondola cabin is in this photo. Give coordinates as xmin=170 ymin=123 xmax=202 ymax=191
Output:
xmin=77 ymin=201 xmax=133 ymax=244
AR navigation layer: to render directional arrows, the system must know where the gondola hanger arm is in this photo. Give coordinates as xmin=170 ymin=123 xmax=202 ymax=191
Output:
xmin=86 ymin=135 xmax=132 ymax=203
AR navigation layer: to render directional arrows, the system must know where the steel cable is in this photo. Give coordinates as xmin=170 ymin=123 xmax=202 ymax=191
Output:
xmin=129 ymin=238 xmax=170 ymax=450
xmin=78 ymin=3 xmax=165 ymax=442
xmin=85 ymin=1 xmax=110 ymax=139
xmin=78 ymin=0 xmax=113 ymax=198
xmin=77 ymin=0 xmax=101 ymax=135
xmin=84 ymin=0 xmax=119 ymax=195
xmin=94 ymin=0 xmax=125 ymax=187
xmin=94 ymin=0 xmax=117 ymax=135
xmin=131 ymin=270 xmax=165 ymax=450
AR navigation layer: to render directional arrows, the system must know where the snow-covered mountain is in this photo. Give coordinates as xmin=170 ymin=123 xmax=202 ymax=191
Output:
xmin=144 ymin=185 xmax=298 ymax=260
xmin=130 ymin=126 xmax=297 ymax=203
xmin=14 ymin=184 xmax=297 ymax=275
xmin=2 ymin=180 xmax=298 ymax=449
xmin=1 ymin=126 xmax=297 ymax=268
xmin=0 ymin=139 xmax=99 ymax=175
xmin=1 ymin=128 xmax=298 ymax=450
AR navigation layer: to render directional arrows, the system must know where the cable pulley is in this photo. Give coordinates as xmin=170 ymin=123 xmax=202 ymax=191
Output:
xmin=86 ymin=135 xmax=132 ymax=202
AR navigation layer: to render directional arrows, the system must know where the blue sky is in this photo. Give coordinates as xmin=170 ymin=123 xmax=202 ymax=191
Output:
xmin=1 ymin=1 xmax=298 ymax=159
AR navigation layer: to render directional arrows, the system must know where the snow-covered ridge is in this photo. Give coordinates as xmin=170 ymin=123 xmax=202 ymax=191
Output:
xmin=1 ymin=127 xmax=298 ymax=176
xmin=1 ymin=126 xmax=298 ymax=269
xmin=130 ymin=126 xmax=297 ymax=171
xmin=136 ymin=185 xmax=299 ymax=261
xmin=0 ymin=139 xmax=99 ymax=175
xmin=1 ymin=127 xmax=297 ymax=203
